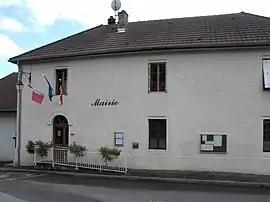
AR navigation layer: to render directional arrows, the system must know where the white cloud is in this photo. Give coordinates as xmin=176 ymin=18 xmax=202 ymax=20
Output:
xmin=0 ymin=33 xmax=24 ymax=60
xmin=0 ymin=17 xmax=24 ymax=32
xmin=0 ymin=0 xmax=270 ymax=29
xmin=0 ymin=0 xmax=23 ymax=7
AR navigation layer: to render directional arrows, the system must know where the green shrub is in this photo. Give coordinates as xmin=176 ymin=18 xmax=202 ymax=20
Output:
xmin=25 ymin=140 xmax=53 ymax=158
xmin=99 ymin=146 xmax=121 ymax=164
xmin=68 ymin=142 xmax=87 ymax=157
xmin=35 ymin=140 xmax=53 ymax=158
xmin=25 ymin=140 xmax=35 ymax=154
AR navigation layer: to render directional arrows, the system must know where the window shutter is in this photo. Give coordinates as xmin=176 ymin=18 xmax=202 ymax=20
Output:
xmin=263 ymin=60 xmax=270 ymax=88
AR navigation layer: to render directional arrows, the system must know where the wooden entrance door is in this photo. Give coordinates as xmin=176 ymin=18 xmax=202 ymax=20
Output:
xmin=53 ymin=115 xmax=69 ymax=162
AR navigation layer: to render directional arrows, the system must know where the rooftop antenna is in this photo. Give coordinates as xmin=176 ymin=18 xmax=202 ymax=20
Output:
xmin=111 ymin=0 xmax=121 ymax=21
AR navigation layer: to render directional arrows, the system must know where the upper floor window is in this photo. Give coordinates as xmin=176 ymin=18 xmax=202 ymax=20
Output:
xmin=148 ymin=62 xmax=167 ymax=92
xmin=263 ymin=59 xmax=270 ymax=90
xmin=55 ymin=69 xmax=68 ymax=95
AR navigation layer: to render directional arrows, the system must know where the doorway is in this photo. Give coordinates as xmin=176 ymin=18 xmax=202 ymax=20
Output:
xmin=53 ymin=115 xmax=69 ymax=147
xmin=53 ymin=115 xmax=69 ymax=162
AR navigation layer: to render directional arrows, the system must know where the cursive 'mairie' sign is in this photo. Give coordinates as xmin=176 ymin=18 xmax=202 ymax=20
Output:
xmin=91 ymin=98 xmax=119 ymax=107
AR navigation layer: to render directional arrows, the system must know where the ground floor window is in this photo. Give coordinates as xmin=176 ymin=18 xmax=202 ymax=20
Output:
xmin=148 ymin=118 xmax=167 ymax=150
xmin=263 ymin=119 xmax=270 ymax=152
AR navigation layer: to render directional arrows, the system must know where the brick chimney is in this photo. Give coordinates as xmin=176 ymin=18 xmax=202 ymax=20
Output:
xmin=117 ymin=10 xmax=128 ymax=32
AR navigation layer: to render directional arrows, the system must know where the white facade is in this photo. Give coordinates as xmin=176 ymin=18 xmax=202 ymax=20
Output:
xmin=0 ymin=112 xmax=16 ymax=162
xmin=19 ymin=48 xmax=270 ymax=174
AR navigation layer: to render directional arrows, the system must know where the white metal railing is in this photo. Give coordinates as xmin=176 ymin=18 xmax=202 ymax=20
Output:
xmin=33 ymin=147 xmax=129 ymax=174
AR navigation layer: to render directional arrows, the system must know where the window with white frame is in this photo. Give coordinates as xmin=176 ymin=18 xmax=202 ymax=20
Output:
xmin=148 ymin=62 xmax=167 ymax=92
xmin=55 ymin=68 xmax=68 ymax=95
xmin=263 ymin=59 xmax=270 ymax=90
xmin=148 ymin=118 xmax=167 ymax=150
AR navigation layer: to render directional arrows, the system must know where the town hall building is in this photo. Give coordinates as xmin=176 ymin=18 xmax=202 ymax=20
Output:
xmin=9 ymin=11 xmax=270 ymax=174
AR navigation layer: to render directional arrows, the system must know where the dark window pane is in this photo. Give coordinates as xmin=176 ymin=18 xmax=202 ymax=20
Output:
xmin=159 ymin=79 xmax=165 ymax=91
xmin=64 ymin=69 xmax=68 ymax=81
xmin=264 ymin=120 xmax=270 ymax=141
xmin=149 ymin=138 xmax=158 ymax=149
xmin=150 ymin=64 xmax=158 ymax=91
xmin=149 ymin=119 xmax=158 ymax=137
xmin=150 ymin=63 xmax=158 ymax=74
xmin=159 ymin=63 xmax=166 ymax=74
xmin=159 ymin=119 xmax=166 ymax=139
xmin=63 ymin=70 xmax=68 ymax=94
xmin=149 ymin=119 xmax=167 ymax=150
xmin=159 ymin=63 xmax=166 ymax=92
xmin=263 ymin=120 xmax=270 ymax=152
xmin=264 ymin=141 xmax=270 ymax=152
xmin=158 ymin=138 xmax=166 ymax=149
xmin=56 ymin=70 xmax=62 ymax=80
xmin=150 ymin=81 xmax=157 ymax=91
xmin=55 ymin=69 xmax=68 ymax=95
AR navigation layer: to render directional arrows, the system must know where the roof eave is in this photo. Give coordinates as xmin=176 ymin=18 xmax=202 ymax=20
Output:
xmin=8 ymin=43 xmax=270 ymax=64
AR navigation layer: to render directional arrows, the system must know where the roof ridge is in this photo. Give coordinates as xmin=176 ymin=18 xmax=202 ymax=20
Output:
xmin=239 ymin=11 xmax=270 ymax=20
xmin=8 ymin=24 xmax=104 ymax=63
xmin=129 ymin=12 xmax=242 ymax=24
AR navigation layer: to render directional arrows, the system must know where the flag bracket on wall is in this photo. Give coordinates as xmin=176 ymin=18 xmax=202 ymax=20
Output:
xmin=17 ymin=67 xmax=32 ymax=87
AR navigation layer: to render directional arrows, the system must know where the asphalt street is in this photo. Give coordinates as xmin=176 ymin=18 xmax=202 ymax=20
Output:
xmin=0 ymin=171 xmax=269 ymax=202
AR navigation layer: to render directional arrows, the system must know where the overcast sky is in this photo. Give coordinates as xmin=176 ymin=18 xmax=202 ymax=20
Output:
xmin=0 ymin=0 xmax=269 ymax=78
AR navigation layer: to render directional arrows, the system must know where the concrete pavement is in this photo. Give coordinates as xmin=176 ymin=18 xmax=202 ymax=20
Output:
xmin=0 ymin=171 xmax=269 ymax=202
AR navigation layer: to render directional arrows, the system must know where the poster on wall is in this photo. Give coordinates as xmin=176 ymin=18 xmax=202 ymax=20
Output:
xmin=200 ymin=134 xmax=227 ymax=153
xmin=114 ymin=132 xmax=124 ymax=147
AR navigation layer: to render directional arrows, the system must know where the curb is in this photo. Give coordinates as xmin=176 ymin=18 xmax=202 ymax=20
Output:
xmin=1 ymin=167 xmax=270 ymax=188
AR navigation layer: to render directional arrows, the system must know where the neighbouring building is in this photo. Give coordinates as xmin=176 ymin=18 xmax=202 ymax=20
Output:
xmin=0 ymin=73 xmax=17 ymax=163
xmin=8 ymin=11 xmax=270 ymax=174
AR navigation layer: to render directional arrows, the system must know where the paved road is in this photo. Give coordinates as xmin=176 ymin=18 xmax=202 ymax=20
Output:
xmin=0 ymin=171 xmax=269 ymax=202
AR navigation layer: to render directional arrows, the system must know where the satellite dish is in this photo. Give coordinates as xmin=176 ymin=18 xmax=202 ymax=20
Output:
xmin=111 ymin=0 xmax=121 ymax=11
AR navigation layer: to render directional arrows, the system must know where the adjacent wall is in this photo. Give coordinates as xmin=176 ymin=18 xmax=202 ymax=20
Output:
xmin=19 ymin=48 xmax=270 ymax=174
xmin=0 ymin=112 xmax=16 ymax=162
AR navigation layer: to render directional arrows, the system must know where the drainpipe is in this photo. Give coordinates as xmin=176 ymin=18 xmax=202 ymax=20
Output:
xmin=15 ymin=61 xmax=23 ymax=167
